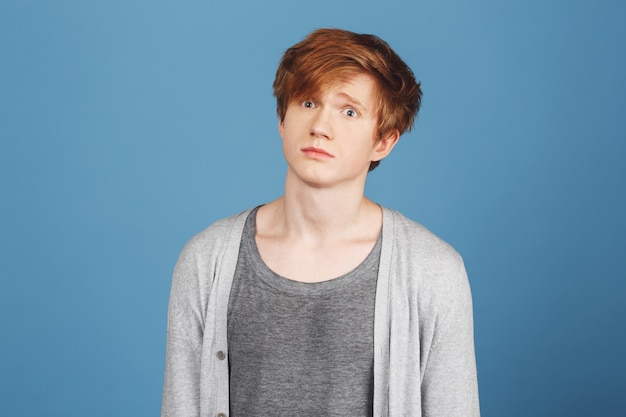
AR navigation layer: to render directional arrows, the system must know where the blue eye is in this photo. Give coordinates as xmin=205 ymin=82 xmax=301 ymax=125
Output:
xmin=344 ymin=108 xmax=358 ymax=117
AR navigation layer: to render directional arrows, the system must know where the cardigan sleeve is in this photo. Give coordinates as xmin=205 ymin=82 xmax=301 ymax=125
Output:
xmin=420 ymin=255 xmax=480 ymax=417
xmin=161 ymin=238 xmax=206 ymax=417
xmin=161 ymin=211 xmax=249 ymax=417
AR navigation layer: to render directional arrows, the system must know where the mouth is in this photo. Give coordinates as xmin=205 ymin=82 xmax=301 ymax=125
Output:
xmin=301 ymin=146 xmax=335 ymax=159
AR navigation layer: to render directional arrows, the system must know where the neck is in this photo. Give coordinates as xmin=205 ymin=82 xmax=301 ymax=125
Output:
xmin=260 ymin=170 xmax=381 ymax=243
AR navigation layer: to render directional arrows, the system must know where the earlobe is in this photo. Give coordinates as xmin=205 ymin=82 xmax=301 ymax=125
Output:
xmin=278 ymin=119 xmax=285 ymax=138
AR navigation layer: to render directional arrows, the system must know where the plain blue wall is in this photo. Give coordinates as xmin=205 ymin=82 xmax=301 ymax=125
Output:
xmin=1 ymin=0 xmax=624 ymax=416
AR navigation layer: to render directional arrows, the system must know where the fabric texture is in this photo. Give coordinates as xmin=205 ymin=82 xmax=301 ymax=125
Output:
xmin=161 ymin=207 xmax=480 ymax=417
xmin=227 ymin=207 xmax=379 ymax=416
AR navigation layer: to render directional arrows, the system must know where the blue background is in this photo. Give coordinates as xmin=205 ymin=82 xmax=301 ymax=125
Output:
xmin=1 ymin=0 xmax=624 ymax=416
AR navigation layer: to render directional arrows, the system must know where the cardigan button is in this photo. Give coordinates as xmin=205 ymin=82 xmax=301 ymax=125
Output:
xmin=216 ymin=350 xmax=226 ymax=360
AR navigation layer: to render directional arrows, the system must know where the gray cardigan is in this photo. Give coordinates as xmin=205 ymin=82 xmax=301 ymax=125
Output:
xmin=162 ymin=207 xmax=480 ymax=417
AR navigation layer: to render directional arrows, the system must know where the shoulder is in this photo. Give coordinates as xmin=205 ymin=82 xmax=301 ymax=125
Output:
xmin=383 ymin=207 xmax=463 ymax=266
xmin=381 ymin=207 xmax=469 ymax=298
xmin=167 ymin=208 xmax=253 ymax=318
xmin=171 ymin=209 xmax=252 ymax=295
xmin=177 ymin=209 xmax=252 ymax=264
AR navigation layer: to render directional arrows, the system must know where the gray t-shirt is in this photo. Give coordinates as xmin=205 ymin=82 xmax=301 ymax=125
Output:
xmin=227 ymin=208 xmax=381 ymax=416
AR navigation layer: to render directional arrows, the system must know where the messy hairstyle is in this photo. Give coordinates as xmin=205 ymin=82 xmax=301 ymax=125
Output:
xmin=273 ymin=28 xmax=422 ymax=171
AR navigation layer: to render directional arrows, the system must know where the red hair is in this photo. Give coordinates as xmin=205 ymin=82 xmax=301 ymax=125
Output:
xmin=273 ymin=28 xmax=422 ymax=170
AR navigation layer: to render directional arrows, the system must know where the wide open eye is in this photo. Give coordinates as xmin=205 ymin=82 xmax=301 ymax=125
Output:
xmin=343 ymin=108 xmax=359 ymax=118
xmin=303 ymin=100 xmax=316 ymax=108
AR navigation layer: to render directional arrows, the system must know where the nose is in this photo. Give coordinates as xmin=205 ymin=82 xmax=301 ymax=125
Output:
xmin=310 ymin=108 xmax=332 ymax=140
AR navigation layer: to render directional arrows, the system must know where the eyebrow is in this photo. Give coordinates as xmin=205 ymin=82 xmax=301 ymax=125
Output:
xmin=336 ymin=92 xmax=368 ymax=112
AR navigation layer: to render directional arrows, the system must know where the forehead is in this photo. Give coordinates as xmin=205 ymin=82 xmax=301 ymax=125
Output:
xmin=307 ymin=73 xmax=381 ymax=103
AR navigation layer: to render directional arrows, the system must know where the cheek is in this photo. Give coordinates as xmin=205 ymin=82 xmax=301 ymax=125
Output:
xmin=280 ymin=127 xmax=298 ymax=154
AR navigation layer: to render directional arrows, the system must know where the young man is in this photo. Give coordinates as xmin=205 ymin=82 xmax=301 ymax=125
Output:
xmin=162 ymin=29 xmax=480 ymax=417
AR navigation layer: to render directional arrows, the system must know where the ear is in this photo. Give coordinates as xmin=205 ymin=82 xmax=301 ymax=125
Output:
xmin=371 ymin=129 xmax=400 ymax=162
xmin=278 ymin=119 xmax=285 ymax=138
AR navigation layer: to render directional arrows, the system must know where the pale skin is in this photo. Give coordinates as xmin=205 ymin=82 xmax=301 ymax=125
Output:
xmin=256 ymin=73 xmax=400 ymax=283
